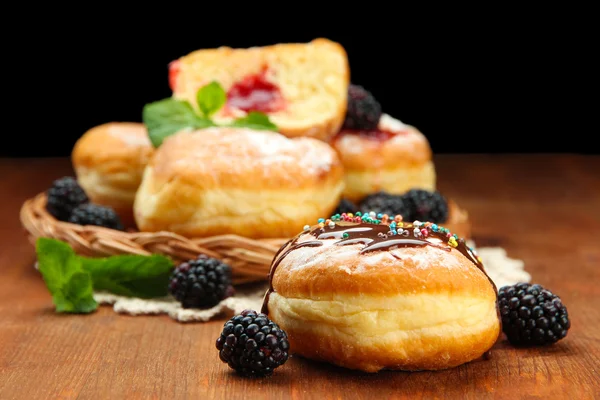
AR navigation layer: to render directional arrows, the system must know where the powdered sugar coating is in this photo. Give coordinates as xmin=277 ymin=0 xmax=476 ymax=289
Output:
xmin=333 ymin=114 xmax=431 ymax=166
xmin=379 ymin=113 xmax=407 ymax=132
xmin=281 ymin=231 xmax=470 ymax=275
xmin=152 ymin=127 xmax=342 ymax=188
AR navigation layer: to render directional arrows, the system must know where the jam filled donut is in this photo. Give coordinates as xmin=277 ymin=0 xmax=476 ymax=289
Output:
xmin=168 ymin=38 xmax=349 ymax=142
xmin=133 ymin=127 xmax=344 ymax=239
xmin=72 ymin=122 xmax=154 ymax=227
xmin=331 ymin=85 xmax=436 ymax=202
xmin=262 ymin=214 xmax=500 ymax=372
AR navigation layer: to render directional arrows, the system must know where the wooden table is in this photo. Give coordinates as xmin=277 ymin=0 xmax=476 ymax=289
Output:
xmin=1 ymin=155 xmax=599 ymax=399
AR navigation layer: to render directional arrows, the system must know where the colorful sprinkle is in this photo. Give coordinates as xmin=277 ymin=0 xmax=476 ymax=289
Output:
xmin=315 ymin=210 xmax=470 ymax=255
xmin=303 ymin=225 xmax=310 ymax=231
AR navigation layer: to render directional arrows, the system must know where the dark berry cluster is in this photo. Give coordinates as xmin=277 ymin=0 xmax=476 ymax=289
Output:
xmin=403 ymin=189 xmax=449 ymax=223
xmin=343 ymin=84 xmax=382 ymax=130
xmin=359 ymin=189 xmax=449 ymax=223
xmin=498 ymin=283 xmax=570 ymax=346
xmin=169 ymin=255 xmax=234 ymax=309
xmin=46 ymin=177 xmax=89 ymax=221
xmin=359 ymin=191 xmax=411 ymax=219
xmin=68 ymin=203 xmax=124 ymax=231
xmin=332 ymin=198 xmax=357 ymax=216
xmin=216 ymin=309 xmax=290 ymax=377
xmin=45 ymin=176 xmax=124 ymax=230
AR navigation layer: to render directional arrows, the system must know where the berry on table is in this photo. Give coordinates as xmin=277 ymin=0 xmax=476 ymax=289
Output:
xmin=342 ymin=84 xmax=382 ymax=130
xmin=402 ymin=189 xmax=449 ymax=223
xmin=216 ymin=309 xmax=290 ymax=377
xmin=68 ymin=203 xmax=124 ymax=230
xmin=45 ymin=176 xmax=89 ymax=221
xmin=498 ymin=282 xmax=570 ymax=346
xmin=169 ymin=255 xmax=234 ymax=309
xmin=359 ymin=191 xmax=411 ymax=220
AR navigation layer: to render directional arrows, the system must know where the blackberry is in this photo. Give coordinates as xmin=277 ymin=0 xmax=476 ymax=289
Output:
xmin=343 ymin=84 xmax=382 ymax=130
xmin=359 ymin=191 xmax=411 ymax=219
xmin=498 ymin=282 xmax=570 ymax=346
xmin=46 ymin=176 xmax=89 ymax=221
xmin=402 ymin=189 xmax=449 ymax=223
xmin=216 ymin=309 xmax=289 ymax=377
xmin=169 ymin=255 xmax=234 ymax=309
xmin=68 ymin=203 xmax=124 ymax=230
xmin=332 ymin=198 xmax=357 ymax=215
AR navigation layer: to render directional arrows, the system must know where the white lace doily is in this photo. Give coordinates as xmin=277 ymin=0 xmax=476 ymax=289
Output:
xmin=94 ymin=245 xmax=531 ymax=323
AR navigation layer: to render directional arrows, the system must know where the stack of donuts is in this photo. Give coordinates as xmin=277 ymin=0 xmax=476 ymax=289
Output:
xmin=72 ymin=38 xmax=469 ymax=240
xmin=69 ymin=38 xmax=498 ymax=372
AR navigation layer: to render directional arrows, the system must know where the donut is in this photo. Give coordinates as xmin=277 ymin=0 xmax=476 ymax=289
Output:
xmin=72 ymin=122 xmax=154 ymax=227
xmin=262 ymin=215 xmax=500 ymax=372
xmin=169 ymin=38 xmax=349 ymax=142
xmin=133 ymin=127 xmax=345 ymax=239
xmin=332 ymin=114 xmax=436 ymax=202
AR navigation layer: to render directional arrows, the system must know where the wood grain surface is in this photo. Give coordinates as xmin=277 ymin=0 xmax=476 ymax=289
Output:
xmin=0 ymin=155 xmax=599 ymax=399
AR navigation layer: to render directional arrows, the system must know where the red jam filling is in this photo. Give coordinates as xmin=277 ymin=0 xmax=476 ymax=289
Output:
xmin=168 ymin=60 xmax=180 ymax=91
xmin=226 ymin=68 xmax=285 ymax=113
xmin=336 ymin=128 xmax=398 ymax=142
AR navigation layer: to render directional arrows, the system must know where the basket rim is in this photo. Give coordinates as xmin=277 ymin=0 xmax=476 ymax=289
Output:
xmin=20 ymin=192 xmax=291 ymax=285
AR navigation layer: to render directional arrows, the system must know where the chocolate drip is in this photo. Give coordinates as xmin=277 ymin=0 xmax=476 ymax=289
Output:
xmin=261 ymin=221 xmax=497 ymax=329
xmin=260 ymin=240 xmax=322 ymax=314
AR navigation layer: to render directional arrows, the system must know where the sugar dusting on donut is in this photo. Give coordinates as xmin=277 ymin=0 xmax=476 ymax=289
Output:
xmin=262 ymin=211 xmax=495 ymax=315
xmin=378 ymin=113 xmax=407 ymax=132
xmin=156 ymin=127 xmax=338 ymax=183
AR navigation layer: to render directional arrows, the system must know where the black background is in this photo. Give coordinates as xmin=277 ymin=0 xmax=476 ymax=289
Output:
xmin=7 ymin=11 xmax=595 ymax=157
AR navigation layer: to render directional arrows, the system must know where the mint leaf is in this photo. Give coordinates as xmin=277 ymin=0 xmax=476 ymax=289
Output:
xmin=56 ymin=272 xmax=98 ymax=313
xmin=80 ymin=254 xmax=174 ymax=299
xmin=36 ymin=238 xmax=175 ymax=306
xmin=196 ymin=81 xmax=227 ymax=118
xmin=230 ymin=111 xmax=278 ymax=131
xmin=143 ymin=97 xmax=214 ymax=147
xmin=36 ymin=238 xmax=98 ymax=313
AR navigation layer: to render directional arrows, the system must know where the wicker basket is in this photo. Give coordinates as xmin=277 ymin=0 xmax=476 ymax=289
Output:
xmin=20 ymin=193 xmax=288 ymax=285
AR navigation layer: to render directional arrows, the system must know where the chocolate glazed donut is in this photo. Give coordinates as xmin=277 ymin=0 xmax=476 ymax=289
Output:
xmin=262 ymin=215 xmax=500 ymax=372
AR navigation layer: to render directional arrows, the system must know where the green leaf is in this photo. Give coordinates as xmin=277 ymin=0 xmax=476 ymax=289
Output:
xmin=36 ymin=238 xmax=98 ymax=313
xmin=143 ymin=97 xmax=214 ymax=147
xmin=80 ymin=254 xmax=174 ymax=299
xmin=196 ymin=81 xmax=227 ymax=118
xmin=56 ymin=272 xmax=98 ymax=313
xmin=36 ymin=238 xmax=175 ymax=310
xmin=230 ymin=111 xmax=278 ymax=131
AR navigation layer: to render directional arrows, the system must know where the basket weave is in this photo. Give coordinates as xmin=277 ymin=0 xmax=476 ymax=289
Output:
xmin=20 ymin=193 xmax=288 ymax=285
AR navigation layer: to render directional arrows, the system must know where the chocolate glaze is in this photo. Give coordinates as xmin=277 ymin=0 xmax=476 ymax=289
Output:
xmin=261 ymin=220 xmax=500 ymax=352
